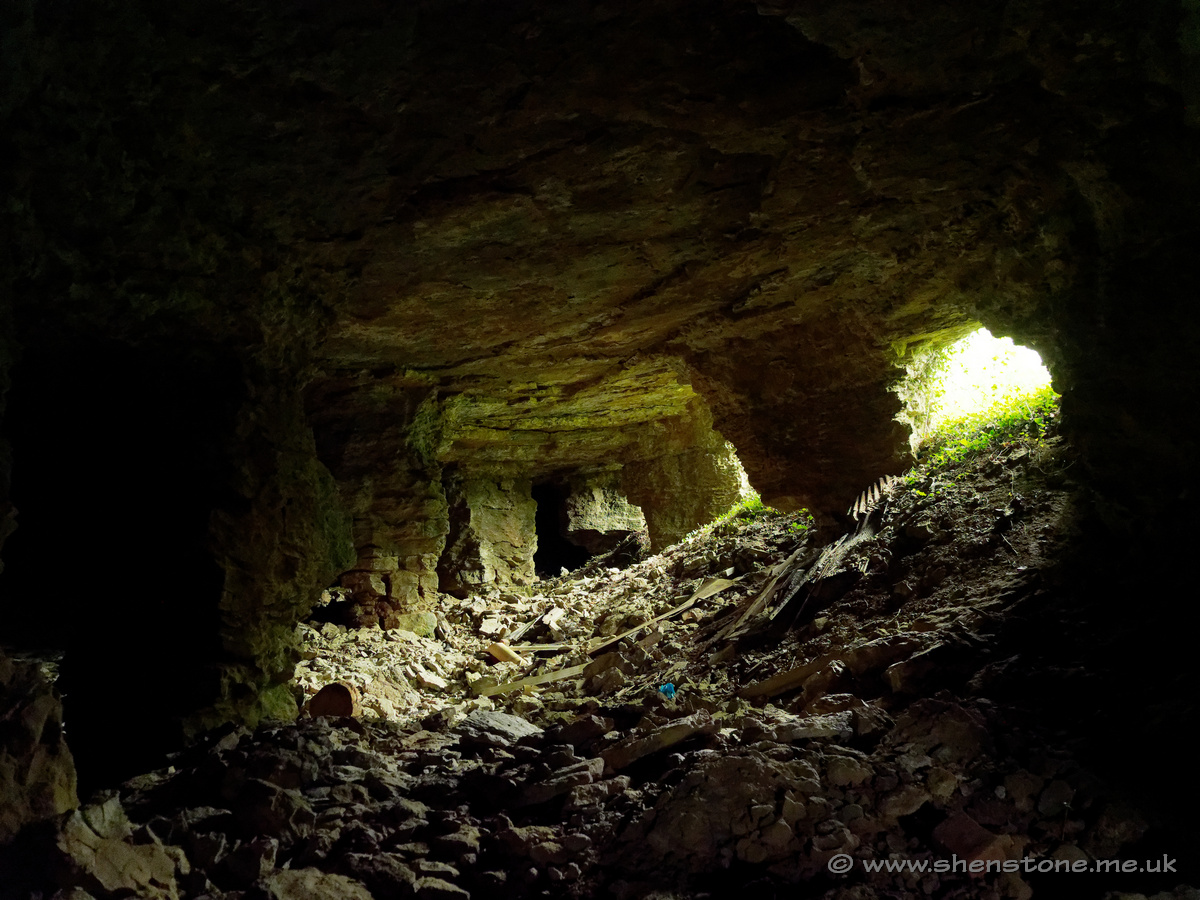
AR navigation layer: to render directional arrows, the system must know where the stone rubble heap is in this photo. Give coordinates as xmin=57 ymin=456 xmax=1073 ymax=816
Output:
xmin=4 ymin=426 xmax=1198 ymax=899
xmin=9 ymin=692 xmax=1187 ymax=900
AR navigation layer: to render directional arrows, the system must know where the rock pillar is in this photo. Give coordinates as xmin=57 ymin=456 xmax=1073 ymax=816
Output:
xmin=438 ymin=476 xmax=537 ymax=596
xmin=622 ymin=438 xmax=746 ymax=550
xmin=562 ymin=473 xmax=647 ymax=555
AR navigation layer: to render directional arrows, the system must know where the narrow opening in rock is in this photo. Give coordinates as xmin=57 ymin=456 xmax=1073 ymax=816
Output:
xmin=531 ymin=482 xmax=591 ymax=578
xmin=0 ymin=343 xmax=237 ymax=794
xmin=897 ymin=327 xmax=1055 ymax=450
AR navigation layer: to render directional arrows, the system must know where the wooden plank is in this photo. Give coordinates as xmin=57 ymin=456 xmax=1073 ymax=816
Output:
xmin=689 ymin=576 xmax=741 ymax=601
xmin=715 ymin=546 xmax=807 ymax=641
xmin=475 ymin=663 xmax=590 ymax=697
xmin=586 ymin=595 xmax=699 ymax=657
xmin=738 ymin=652 xmax=835 ymax=700
xmin=505 ymin=610 xmax=546 ymax=643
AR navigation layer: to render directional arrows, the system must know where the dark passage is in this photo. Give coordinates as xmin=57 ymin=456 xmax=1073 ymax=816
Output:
xmin=0 ymin=341 xmax=241 ymax=796
xmin=531 ymin=482 xmax=590 ymax=577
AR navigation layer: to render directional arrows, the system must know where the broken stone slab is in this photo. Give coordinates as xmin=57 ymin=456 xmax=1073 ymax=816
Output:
xmin=53 ymin=797 xmax=186 ymax=900
xmin=0 ymin=649 xmax=78 ymax=844
xmin=496 ymin=824 xmax=560 ymax=856
xmin=842 ymin=634 xmax=930 ymax=677
xmin=739 ymin=652 xmax=835 ymax=700
xmin=337 ymin=852 xmax=418 ymax=898
xmin=413 ymin=668 xmax=448 ymax=692
xmin=516 ymin=758 xmax=605 ymax=807
xmin=555 ymin=714 xmax=614 ymax=749
xmin=825 ymin=752 xmax=873 ymax=787
xmin=228 ymin=779 xmax=315 ymax=842
xmin=217 ymin=835 xmax=278 ymax=887
xmin=414 ymin=875 xmax=471 ymax=898
xmin=430 ymin=823 xmax=482 ymax=858
xmin=564 ymin=775 xmax=631 ymax=811
xmin=453 ymin=710 xmax=543 ymax=748
xmin=771 ymin=710 xmax=856 ymax=743
xmin=601 ymin=711 xmax=717 ymax=772
xmin=263 ymin=867 xmax=373 ymax=900
xmin=878 ymin=784 xmax=932 ymax=819
xmin=388 ymin=612 xmax=438 ymax=638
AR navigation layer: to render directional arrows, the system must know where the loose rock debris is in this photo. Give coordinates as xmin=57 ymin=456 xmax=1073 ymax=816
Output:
xmin=6 ymin=423 xmax=1197 ymax=899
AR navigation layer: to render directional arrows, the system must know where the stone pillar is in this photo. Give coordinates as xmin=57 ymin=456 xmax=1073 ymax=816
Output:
xmin=438 ymin=476 xmax=537 ymax=596
xmin=621 ymin=438 xmax=746 ymax=550
xmin=335 ymin=475 xmax=450 ymax=626
xmin=562 ymin=472 xmax=647 ymax=554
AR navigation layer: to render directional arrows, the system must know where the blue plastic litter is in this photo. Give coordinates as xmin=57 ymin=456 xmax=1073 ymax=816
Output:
xmin=658 ymin=683 xmax=676 ymax=700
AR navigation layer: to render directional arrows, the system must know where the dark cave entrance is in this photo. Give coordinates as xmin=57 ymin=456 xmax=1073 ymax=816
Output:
xmin=531 ymin=482 xmax=591 ymax=578
xmin=0 ymin=341 xmax=241 ymax=795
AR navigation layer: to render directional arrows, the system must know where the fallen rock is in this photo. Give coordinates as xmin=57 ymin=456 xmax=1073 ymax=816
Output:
xmin=53 ymin=797 xmax=185 ymax=900
xmin=453 ymin=710 xmax=542 ymax=748
xmin=390 ymin=613 xmax=439 ymax=638
xmin=338 ymin=852 xmax=418 ymax=899
xmin=601 ymin=711 xmax=717 ymax=772
xmin=263 ymin=867 xmax=374 ymax=900
xmin=0 ymin=650 xmax=78 ymax=844
xmin=517 ymin=758 xmax=605 ymax=807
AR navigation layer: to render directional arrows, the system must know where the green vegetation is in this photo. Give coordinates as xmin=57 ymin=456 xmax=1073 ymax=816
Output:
xmin=897 ymin=328 xmax=1053 ymax=449
xmin=722 ymin=493 xmax=774 ymax=521
xmin=682 ymin=492 xmax=814 ymax=545
xmin=914 ymin=383 xmax=1060 ymax=473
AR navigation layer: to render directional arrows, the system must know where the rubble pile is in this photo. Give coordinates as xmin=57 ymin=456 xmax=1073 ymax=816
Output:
xmin=5 ymin=419 xmax=1197 ymax=899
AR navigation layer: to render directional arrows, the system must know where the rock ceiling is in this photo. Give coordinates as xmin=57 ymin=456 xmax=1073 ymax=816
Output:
xmin=7 ymin=0 xmax=1136 ymax=509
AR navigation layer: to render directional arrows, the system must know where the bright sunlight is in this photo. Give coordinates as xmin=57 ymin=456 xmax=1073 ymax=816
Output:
xmin=898 ymin=328 xmax=1054 ymax=449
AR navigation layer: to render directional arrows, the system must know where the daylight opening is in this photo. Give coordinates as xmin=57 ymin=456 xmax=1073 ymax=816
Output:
xmin=898 ymin=328 xmax=1054 ymax=449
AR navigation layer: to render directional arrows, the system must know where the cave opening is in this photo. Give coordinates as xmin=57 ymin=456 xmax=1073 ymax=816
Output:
xmin=0 ymin=341 xmax=242 ymax=795
xmin=531 ymin=482 xmax=592 ymax=578
xmin=897 ymin=327 xmax=1055 ymax=450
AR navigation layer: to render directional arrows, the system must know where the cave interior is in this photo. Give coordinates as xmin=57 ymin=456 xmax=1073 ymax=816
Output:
xmin=1 ymin=0 xmax=1199 ymax=896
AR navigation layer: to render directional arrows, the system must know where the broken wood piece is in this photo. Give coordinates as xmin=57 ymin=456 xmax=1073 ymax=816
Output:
xmin=688 ymin=576 xmax=741 ymax=602
xmin=505 ymin=611 xmax=545 ymax=643
xmin=715 ymin=544 xmax=809 ymax=640
xmin=475 ymin=663 xmax=589 ymax=697
xmin=738 ymin=652 xmax=837 ymax=700
xmin=586 ymin=594 xmax=699 ymax=657
xmin=485 ymin=641 xmax=528 ymax=665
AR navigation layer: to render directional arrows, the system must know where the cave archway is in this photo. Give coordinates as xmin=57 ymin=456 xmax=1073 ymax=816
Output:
xmin=0 ymin=341 xmax=241 ymax=793
xmin=531 ymin=482 xmax=591 ymax=578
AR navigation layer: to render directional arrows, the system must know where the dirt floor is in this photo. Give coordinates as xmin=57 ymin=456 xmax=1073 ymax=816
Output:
xmin=6 ymin=409 xmax=1198 ymax=899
